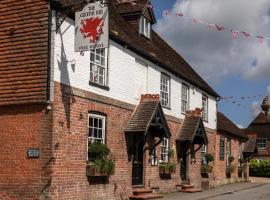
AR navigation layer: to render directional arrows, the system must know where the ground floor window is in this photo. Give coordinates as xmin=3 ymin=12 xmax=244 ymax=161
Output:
xmin=160 ymin=138 xmax=169 ymax=163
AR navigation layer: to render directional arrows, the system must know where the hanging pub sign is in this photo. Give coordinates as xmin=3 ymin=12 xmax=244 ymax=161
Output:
xmin=75 ymin=1 xmax=108 ymax=52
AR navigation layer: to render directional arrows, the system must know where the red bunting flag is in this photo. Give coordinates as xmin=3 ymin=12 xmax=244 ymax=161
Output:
xmin=241 ymin=31 xmax=250 ymax=37
xmin=176 ymin=12 xmax=183 ymax=17
xmin=215 ymin=24 xmax=225 ymax=31
xmin=208 ymin=23 xmax=215 ymax=29
xmin=192 ymin=18 xmax=198 ymax=23
xmin=163 ymin=10 xmax=168 ymax=16
xmin=257 ymin=35 xmax=264 ymax=44
xmin=231 ymin=30 xmax=238 ymax=39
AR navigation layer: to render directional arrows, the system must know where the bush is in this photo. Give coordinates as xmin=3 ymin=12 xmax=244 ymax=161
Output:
xmin=249 ymin=160 xmax=270 ymax=177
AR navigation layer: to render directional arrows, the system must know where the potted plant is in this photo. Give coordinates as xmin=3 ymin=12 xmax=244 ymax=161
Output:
xmin=201 ymin=153 xmax=214 ymax=175
xmin=86 ymin=141 xmax=115 ymax=177
xmin=159 ymin=162 xmax=176 ymax=174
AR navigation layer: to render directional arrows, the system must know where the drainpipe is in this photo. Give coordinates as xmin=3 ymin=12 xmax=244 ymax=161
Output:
xmin=47 ymin=1 xmax=52 ymax=105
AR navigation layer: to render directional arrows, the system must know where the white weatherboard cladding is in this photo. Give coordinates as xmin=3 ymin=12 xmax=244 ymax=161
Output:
xmin=53 ymin=15 xmax=217 ymax=129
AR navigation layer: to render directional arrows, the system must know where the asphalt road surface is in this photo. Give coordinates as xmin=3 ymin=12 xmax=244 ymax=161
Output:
xmin=206 ymin=184 xmax=270 ymax=200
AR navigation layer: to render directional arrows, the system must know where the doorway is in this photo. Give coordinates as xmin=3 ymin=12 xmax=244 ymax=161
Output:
xmin=132 ymin=135 xmax=144 ymax=185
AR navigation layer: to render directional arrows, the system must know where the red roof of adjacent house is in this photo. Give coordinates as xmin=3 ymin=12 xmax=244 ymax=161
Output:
xmin=246 ymin=112 xmax=270 ymax=136
xmin=217 ymin=112 xmax=248 ymax=141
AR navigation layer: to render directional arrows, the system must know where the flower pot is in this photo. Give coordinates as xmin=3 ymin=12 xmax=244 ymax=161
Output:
xmin=86 ymin=165 xmax=108 ymax=177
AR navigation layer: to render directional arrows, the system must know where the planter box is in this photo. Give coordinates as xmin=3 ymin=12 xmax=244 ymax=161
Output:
xmin=201 ymin=165 xmax=213 ymax=174
xmin=86 ymin=165 xmax=108 ymax=177
xmin=159 ymin=165 xmax=175 ymax=174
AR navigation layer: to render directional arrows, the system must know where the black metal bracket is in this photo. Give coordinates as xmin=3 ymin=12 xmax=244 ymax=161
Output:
xmin=55 ymin=8 xmax=70 ymax=33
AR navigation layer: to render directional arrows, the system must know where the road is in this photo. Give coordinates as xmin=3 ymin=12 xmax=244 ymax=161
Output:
xmin=162 ymin=182 xmax=270 ymax=200
xmin=206 ymin=184 xmax=270 ymax=200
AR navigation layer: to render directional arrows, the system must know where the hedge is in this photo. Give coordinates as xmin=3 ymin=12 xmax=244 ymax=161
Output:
xmin=249 ymin=159 xmax=270 ymax=177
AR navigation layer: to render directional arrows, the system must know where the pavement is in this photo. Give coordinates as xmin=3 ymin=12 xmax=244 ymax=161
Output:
xmin=162 ymin=179 xmax=270 ymax=200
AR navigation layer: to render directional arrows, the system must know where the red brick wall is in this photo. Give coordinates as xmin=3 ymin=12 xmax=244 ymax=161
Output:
xmin=50 ymin=82 xmax=184 ymax=199
xmin=213 ymin=132 xmax=241 ymax=186
xmin=0 ymin=104 xmax=53 ymax=200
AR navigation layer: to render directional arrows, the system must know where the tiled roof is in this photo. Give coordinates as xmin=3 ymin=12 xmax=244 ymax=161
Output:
xmin=217 ymin=112 xmax=248 ymax=140
xmin=113 ymin=0 xmax=149 ymax=14
xmin=246 ymin=112 xmax=270 ymax=135
xmin=125 ymin=100 xmax=159 ymax=133
xmin=125 ymin=94 xmax=170 ymax=138
xmin=55 ymin=0 xmax=219 ymax=98
xmin=176 ymin=115 xmax=208 ymax=144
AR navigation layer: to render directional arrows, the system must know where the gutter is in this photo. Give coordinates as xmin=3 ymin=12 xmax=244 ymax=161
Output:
xmin=47 ymin=2 xmax=52 ymax=103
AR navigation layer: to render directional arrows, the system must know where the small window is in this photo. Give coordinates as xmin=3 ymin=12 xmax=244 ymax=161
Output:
xmin=202 ymin=94 xmax=208 ymax=121
xmin=160 ymin=73 xmax=170 ymax=108
xmin=139 ymin=16 xmax=151 ymax=38
xmin=90 ymin=48 xmax=107 ymax=86
xmin=257 ymin=138 xmax=267 ymax=149
xmin=219 ymin=136 xmax=225 ymax=160
xmin=160 ymin=138 xmax=169 ymax=163
xmin=181 ymin=84 xmax=189 ymax=113
xmin=151 ymin=148 xmax=158 ymax=166
xmin=88 ymin=113 xmax=106 ymax=144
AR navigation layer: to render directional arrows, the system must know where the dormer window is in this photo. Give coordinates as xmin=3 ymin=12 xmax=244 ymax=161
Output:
xmin=139 ymin=16 xmax=151 ymax=38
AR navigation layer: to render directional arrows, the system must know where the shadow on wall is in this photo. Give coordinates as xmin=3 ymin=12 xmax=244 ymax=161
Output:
xmin=57 ymin=29 xmax=76 ymax=130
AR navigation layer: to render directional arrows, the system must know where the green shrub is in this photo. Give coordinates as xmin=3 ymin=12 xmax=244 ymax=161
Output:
xmin=249 ymin=160 xmax=270 ymax=177
xmin=204 ymin=153 xmax=214 ymax=163
xmin=88 ymin=141 xmax=110 ymax=160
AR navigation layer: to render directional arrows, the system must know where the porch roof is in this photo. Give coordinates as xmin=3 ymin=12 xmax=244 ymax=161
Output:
xmin=176 ymin=115 xmax=208 ymax=145
xmin=125 ymin=94 xmax=170 ymax=138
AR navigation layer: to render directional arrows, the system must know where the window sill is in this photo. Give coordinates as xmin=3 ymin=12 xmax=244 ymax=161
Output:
xmin=89 ymin=81 xmax=110 ymax=91
xmin=162 ymin=106 xmax=171 ymax=110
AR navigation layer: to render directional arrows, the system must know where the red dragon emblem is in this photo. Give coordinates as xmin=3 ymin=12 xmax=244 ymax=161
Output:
xmin=80 ymin=17 xmax=104 ymax=43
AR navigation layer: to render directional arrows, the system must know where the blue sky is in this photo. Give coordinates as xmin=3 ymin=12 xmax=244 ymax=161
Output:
xmin=151 ymin=0 xmax=270 ymax=128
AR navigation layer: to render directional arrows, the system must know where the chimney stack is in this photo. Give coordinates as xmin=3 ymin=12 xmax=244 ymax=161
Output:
xmin=261 ymin=96 xmax=270 ymax=116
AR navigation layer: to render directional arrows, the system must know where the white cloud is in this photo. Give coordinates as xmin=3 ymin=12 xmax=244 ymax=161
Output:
xmin=251 ymin=101 xmax=261 ymax=117
xmin=154 ymin=0 xmax=270 ymax=83
xmin=236 ymin=124 xmax=244 ymax=129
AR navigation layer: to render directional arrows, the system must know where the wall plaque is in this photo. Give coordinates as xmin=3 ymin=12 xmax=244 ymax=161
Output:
xmin=27 ymin=148 xmax=40 ymax=159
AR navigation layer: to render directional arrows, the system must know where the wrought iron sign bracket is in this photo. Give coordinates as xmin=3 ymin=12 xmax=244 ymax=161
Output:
xmin=56 ymin=8 xmax=70 ymax=33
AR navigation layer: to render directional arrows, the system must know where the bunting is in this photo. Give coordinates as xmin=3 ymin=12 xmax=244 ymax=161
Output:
xmin=146 ymin=3 xmax=270 ymax=44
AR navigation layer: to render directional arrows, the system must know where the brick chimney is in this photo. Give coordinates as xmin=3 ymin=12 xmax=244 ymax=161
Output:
xmin=141 ymin=94 xmax=160 ymax=102
xmin=186 ymin=108 xmax=202 ymax=118
xmin=261 ymin=96 xmax=269 ymax=116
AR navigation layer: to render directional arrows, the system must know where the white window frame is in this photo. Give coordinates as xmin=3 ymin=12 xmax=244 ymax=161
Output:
xmin=139 ymin=16 xmax=151 ymax=38
xmin=201 ymin=144 xmax=207 ymax=165
xmin=90 ymin=48 xmax=107 ymax=86
xmin=257 ymin=138 xmax=267 ymax=149
xmin=202 ymin=94 xmax=208 ymax=121
xmin=160 ymin=73 xmax=170 ymax=108
xmin=160 ymin=138 xmax=169 ymax=163
xmin=88 ymin=113 xmax=106 ymax=144
xmin=181 ymin=84 xmax=189 ymax=113
xmin=151 ymin=148 xmax=158 ymax=166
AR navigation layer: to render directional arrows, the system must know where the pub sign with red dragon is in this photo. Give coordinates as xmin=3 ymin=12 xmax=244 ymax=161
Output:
xmin=75 ymin=2 xmax=108 ymax=52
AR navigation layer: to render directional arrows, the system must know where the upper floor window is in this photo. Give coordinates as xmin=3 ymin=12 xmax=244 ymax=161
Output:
xmin=160 ymin=138 xmax=169 ymax=163
xmin=139 ymin=16 xmax=151 ymax=38
xmin=257 ymin=138 xmax=267 ymax=149
xmin=88 ymin=113 xmax=106 ymax=144
xmin=90 ymin=48 xmax=107 ymax=86
xmin=160 ymin=73 xmax=170 ymax=108
xmin=202 ymin=94 xmax=208 ymax=121
xmin=181 ymin=84 xmax=189 ymax=113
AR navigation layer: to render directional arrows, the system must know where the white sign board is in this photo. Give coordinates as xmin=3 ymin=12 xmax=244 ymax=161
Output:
xmin=75 ymin=2 xmax=108 ymax=52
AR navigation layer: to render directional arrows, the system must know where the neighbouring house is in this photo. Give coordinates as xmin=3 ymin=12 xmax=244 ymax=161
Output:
xmin=0 ymin=0 xmax=254 ymax=200
xmin=245 ymin=96 xmax=270 ymax=160
xmin=215 ymin=112 xmax=249 ymax=186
